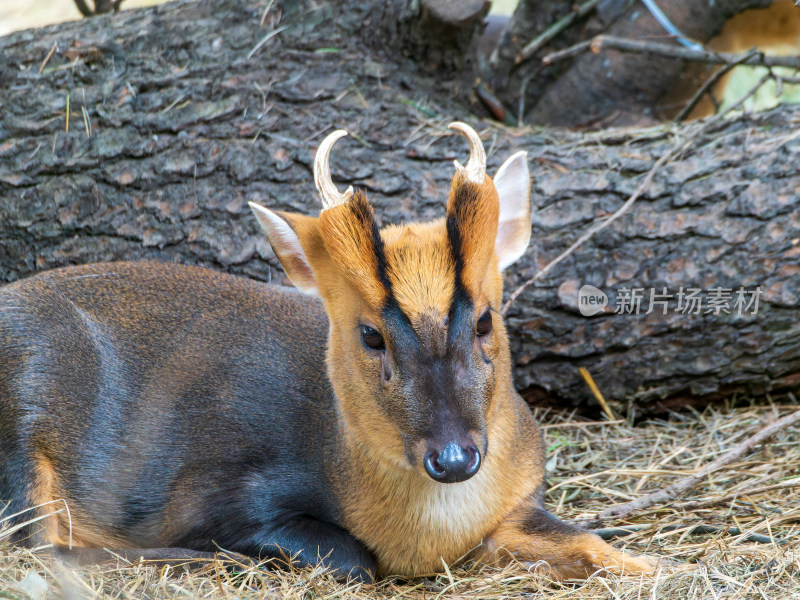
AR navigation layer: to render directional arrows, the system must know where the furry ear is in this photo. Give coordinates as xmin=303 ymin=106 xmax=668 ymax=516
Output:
xmin=492 ymin=151 xmax=531 ymax=270
xmin=249 ymin=202 xmax=320 ymax=295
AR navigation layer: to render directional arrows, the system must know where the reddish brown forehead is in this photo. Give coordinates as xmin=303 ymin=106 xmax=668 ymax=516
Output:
xmin=381 ymin=220 xmax=456 ymax=321
xmin=315 ymin=175 xmax=500 ymax=318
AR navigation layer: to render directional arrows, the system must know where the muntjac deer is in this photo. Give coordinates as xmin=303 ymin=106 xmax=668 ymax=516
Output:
xmin=0 ymin=123 xmax=658 ymax=581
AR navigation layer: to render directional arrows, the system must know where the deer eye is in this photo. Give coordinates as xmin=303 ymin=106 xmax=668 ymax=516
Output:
xmin=360 ymin=325 xmax=385 ymax=351
xmin=476 ymin=310 xmax=492 ymax=337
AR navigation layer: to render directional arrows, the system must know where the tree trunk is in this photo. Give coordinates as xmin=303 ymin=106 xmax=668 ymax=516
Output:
xmin=376 ymin=0 xmax=490 ymax=72
xmin=0 ymin=0 xmax=797 ymax=411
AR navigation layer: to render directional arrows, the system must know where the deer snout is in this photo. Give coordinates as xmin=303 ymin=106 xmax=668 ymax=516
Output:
xmin=423 ymin=441 xmax=481 ymax=483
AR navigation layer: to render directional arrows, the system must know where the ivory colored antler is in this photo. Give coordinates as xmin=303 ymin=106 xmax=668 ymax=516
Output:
xmin=448 ymin=122 xmax=486 ymax=184
xmin=314 ymin=130 xmax=354 ymax=211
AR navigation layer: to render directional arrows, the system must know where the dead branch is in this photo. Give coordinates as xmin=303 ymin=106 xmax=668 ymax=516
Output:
xmin=592 ymin=523 xmax=786 ymax=545
xmin=500 ymin=119 xmax=697 ymax=315
xmin=578 ymin=409 xmax=800 ymax=529
xmin=500 ymin=141 xmax=675 ymax=314
xmin=542 ymin=35 xmax=800 ymax=70
xmin=672 ymin=477 xmax=800 ymax=511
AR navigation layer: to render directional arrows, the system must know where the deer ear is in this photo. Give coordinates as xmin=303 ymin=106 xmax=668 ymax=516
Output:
xmin=249 ymin=202 xmax=320 ymax=296
xmin=492 ymin=151 xmax=531 ymax=270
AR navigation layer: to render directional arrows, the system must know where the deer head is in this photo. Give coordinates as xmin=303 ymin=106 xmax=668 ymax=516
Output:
xmin=249 ymin=123 xmax=531 ymax=483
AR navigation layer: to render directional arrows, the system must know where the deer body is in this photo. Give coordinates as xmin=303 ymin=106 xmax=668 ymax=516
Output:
xmin=0 ymin=124 xmax=658 ymax=580
xmin=0 ymin=263 xmax=380 ymax=573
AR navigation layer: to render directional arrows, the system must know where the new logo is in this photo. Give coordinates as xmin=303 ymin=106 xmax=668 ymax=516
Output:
xmin=578 ymin=285 xmax=608 ymax=317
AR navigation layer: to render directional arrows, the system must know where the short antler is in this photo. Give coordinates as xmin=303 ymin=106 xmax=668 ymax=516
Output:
xmin=448 ymin=122 xmax=486 ymax=184
xmin=314 ymin=130 xmax=354 ymax=211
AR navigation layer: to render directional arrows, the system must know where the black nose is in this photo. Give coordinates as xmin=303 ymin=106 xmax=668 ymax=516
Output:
xmin=424 ymin=442 xmax=481 ymax=483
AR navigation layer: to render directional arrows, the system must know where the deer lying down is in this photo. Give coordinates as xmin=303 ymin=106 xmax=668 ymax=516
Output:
xmin=0 ymin=123 xmax=659 ymax=581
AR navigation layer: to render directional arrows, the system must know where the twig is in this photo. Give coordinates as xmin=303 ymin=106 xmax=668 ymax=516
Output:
xmin=81 ymin=105 xmax=92 ymax=138
xmin=260 ymin=0 xmax=276 ymax=26
xmin=640 ymin=0 xmax=702 ymax=51
xmin=39 ymin=43 xmax=57 ymax=74
xmin=515 ymin=0 xmax=600 ymax=66
xmin=675 ymin=50 xmax=760 ymax=122
xmin=517 ymin=73 xmax=536 ymax=126
xmin=774 ymin=74 xmax=800 ymax=85
xmin=540 ymin=419 xmax=626 ymax=430
xmin=579 ymin=367 xmax=616 ymax=421
xmin=578 ymin=409 xmax=800 ymax=528
xmin=672 ymin=477 xmax=800 ymax=511
xmin=542 ymin=35 xmax=800 ymax=70
xmin=246 ymin=25 xmax=289 ymax=60
xmin=593 ymin=523 xmax=786 ymax=545
xmin=476 ymin=83 xmax=517 ymax=126
xmin=500 ymin=128 xmax=682 ymax=315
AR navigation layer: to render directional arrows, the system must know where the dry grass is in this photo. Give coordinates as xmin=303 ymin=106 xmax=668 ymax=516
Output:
xmin=2 ymin=395 xmax=798 ymax=599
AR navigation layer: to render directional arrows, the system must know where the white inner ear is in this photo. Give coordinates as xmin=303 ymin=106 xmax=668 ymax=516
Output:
xmin=248 ymin=202 xmax=319 ymax=296
xmin=493 ymin=151 xmax=532 ymax=271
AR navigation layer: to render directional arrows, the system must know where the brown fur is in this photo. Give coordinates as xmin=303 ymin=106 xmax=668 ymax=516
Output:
xmin=382 ymin=220 xmax=456 ymax=320
xmin=317 ymin=192 xmax=388 ymax=309
xmin=30 ymin=454 xmax=125 ymax=549
xmin=30 ymin=454 xmax=65 ymax=546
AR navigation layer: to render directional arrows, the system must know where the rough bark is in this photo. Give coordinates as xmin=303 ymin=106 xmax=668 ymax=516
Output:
xmin=0 ymin=0 xmax=798 ymax=410
xmin=376 ymin=0 xmax=490 ymax=72
xmin=490 ymin=0 xmax=774 ymax=128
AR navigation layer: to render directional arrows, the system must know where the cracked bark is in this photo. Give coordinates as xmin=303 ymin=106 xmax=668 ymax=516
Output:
xmin=0 ymin=0 xmax=798 ymax=410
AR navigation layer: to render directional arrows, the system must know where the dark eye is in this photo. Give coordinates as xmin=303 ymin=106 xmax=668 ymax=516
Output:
xmin=360 ymin=325 xmax=385 ymax=350
xmin=476 ymin=310 xmax=492 ymax=337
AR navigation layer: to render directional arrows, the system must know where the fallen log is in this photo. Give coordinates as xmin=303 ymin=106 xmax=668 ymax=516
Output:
xmin=0 ymin=0 xmax=797 ymax=409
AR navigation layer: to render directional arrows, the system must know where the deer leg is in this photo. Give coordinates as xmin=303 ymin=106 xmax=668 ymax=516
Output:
xmin=479 ymin=499 xmax=659 ymax=579
xmin=243 ymin=515 xmax=377 ymax=582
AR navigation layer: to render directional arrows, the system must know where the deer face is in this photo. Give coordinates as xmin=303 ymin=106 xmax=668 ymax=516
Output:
xmin=250 ymin=124 xmax=531 ymax=483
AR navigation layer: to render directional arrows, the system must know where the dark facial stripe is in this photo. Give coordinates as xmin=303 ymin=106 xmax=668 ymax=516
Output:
xmin=447 ymin=181 xmax=478 ymax=342
xmin=446 ymin=212 xmax=473 ymax=341
xmin=350 ymin=193 xmax=393 ymax=296
xmin=446 ymin=179 xmax=481 ymax=287
xmin=447 ymin=286 xmax=474 ymax=348
xmin=349 ymin=193 xmax=417 ymax=342
xmin=446 ymin=211 xmax=464 ymax=286
xmin=382 ymin=299 xmax=420 ymax=354
xmin=370 ymin=219 xmax=393 ymax=297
